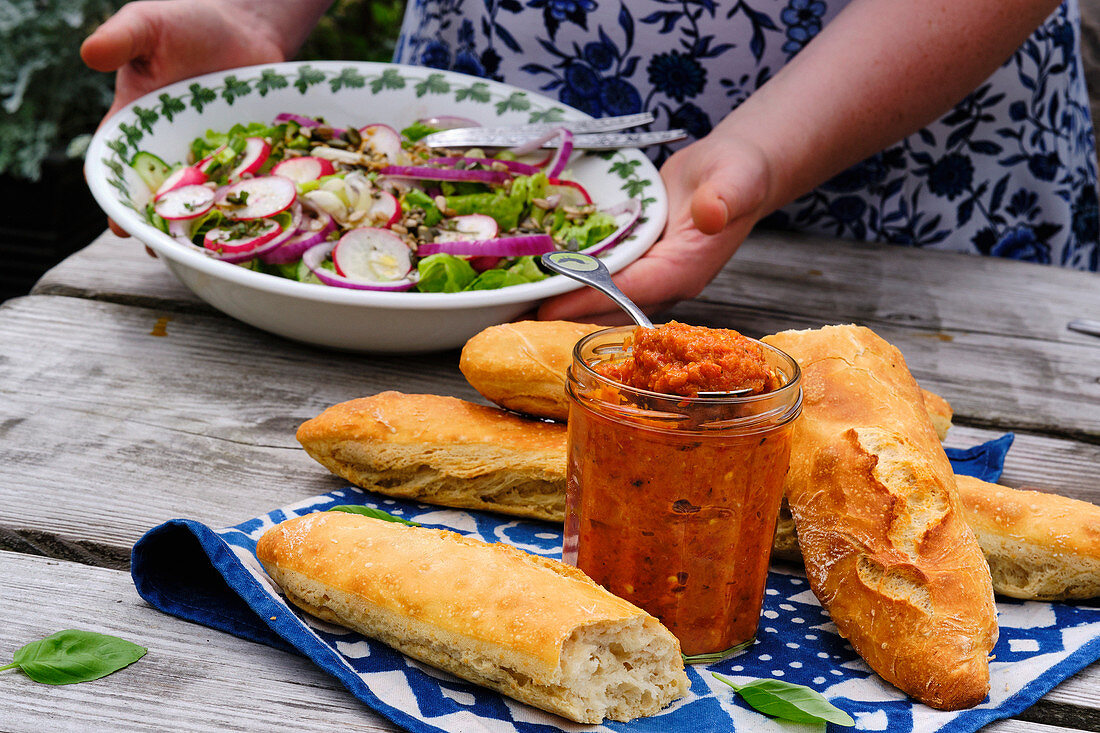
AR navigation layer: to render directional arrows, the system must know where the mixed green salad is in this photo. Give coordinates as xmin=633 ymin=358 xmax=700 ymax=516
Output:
xmin=129 ymin=114 xmax=640 ymax=292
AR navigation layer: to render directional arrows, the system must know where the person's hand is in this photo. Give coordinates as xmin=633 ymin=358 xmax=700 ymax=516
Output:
xmin=80 ymin=0 xmax=289 ymax=238
xmin=537 ymin=133 xmax=774 ymax=323
xmin=82 ymin=0 xmax=287 ymax=120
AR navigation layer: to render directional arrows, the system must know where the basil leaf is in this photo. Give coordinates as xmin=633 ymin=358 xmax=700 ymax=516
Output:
xmin=2 ymin=630 xmax=146 ymax=685
xmin=713 ymin=673 xmax=855 ymax=726
xmin=327 ymin=505 xmax=420 ymax=526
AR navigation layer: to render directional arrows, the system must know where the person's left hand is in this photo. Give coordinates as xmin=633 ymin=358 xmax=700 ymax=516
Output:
xmin=537 ymin=132 xmax=775 ymax=323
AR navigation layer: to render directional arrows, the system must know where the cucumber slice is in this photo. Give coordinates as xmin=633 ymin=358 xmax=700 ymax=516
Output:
xmin=295 ymin=258 xmax=324 ymax=284
xmin=130 ymin=151 xmax=171 ymax=193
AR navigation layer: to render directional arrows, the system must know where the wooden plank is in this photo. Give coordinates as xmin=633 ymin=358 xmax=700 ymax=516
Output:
xmin=717 ymin=229 xmax=1100 ymax=348
xmin=0 ymin=551 xmax=396 ymax=732
xmin=0 ymin=551 xmax=1093 ymax=732
xmin=946 ymin=425 xmax=1100 ymax=503
xmin=34 ymin=229 xmax=1100 ymax=350
xmin=987 ymin=722 xmax=1095 ymax=733
xmin=0 ymin=296 xmax=476 ymax=549
xmin=0 ymin=295 xmax=1095 ymax=552
xmin=31 ymin=231 xmax=209 ymax=313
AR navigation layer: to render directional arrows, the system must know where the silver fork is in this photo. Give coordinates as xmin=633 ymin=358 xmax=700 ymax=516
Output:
xmin=421 ymin=113 xmax=687 ymax=149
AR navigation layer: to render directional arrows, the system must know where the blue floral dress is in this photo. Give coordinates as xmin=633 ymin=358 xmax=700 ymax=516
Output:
xmin=394 ymin=0 xmax=1099 ymax=270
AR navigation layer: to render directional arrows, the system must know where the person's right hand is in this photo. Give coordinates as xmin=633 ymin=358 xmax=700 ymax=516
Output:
xmin=82 ymin=0 xmax=287 ymax=119
xmin=81 ymin=0 xmax=289 ymax=237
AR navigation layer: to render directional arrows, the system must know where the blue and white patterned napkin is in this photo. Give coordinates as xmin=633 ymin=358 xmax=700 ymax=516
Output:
xmin=131 ymin=435 xmax=1100 ymax=732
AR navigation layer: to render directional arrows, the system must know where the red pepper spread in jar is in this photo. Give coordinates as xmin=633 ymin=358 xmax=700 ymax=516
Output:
xmin=595 ymin=321 xmax=782 ymax=396
xmin=565 ymin=323 xmax=798 ymax=660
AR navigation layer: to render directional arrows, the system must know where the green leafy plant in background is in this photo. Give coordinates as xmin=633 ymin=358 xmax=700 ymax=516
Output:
xmin=1 ymin=0 xmax=406 ymax=182
xmin=296 ymin=0 xmax=407 ymax=67
xmin=0 ymin=0 xmax=126 ymax=180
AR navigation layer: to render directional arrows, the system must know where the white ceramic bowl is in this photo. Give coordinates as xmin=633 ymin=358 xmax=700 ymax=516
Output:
xmin=85 ymin=61 xmax=666 ymax=352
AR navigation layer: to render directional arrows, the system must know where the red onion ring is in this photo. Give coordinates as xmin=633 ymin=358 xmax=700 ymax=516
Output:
xmin=417 ymin=234 xmax=555 ymax=257
xmin=301 ymin=240 xmax=420 ymax=291
xmin=379 ymin=165 xmax=510 ymax=185
xmin=260 ymin=209 xmax=335 ymax=265
xmin=507 ymin=127 xmax=565 ymax=157
xmin=274 ymin=113 xmax=322 ymax=128
xmin=427 ymin=157 xmax=541 ymax=176
xmin=583 ymin=198 xmax=643 ymax=256
xmin=546 ymin=129 xmax=574 ymax=179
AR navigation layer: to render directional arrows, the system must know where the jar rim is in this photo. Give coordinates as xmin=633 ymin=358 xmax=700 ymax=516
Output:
xmin=571 ymin=325 xmax=803 ymax=406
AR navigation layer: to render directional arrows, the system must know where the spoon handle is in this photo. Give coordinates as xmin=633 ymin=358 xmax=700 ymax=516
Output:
xmin=540 ymin=252 xmax=654 ymax=329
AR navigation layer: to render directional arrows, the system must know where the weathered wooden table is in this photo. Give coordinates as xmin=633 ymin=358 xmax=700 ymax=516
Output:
xmin=1 ymin=229 xmax=1097 ymax=731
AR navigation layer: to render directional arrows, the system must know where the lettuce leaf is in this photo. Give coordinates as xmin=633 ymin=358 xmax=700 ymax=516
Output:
xmin=416 ymin=253 xmax=477 ymax=292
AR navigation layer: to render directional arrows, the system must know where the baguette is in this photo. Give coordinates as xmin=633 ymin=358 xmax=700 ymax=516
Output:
xmin=762 ymin=325 xmax=997 ymax=710
xmin=460 ymin=320 xmax=603 ymax=421
xmin=256 ymin=512 xmax=690 ymax=723
xmin=955 ymin=475 xmax=1100 ymax=600
xmin=299 ymin=391 xmax=1100 ymax=602
xmin=774 ymin=480 xmax=1100 ymax=601
xmin=460 ymin=320 xmax=954 ymax=438
xmin=296 ymin=391 xmax=567 ymax=521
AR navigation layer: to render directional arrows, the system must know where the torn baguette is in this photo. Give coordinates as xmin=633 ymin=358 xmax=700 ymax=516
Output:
xmin=955 ymin=475 xmax=1100 ymax=600
xmin=296 ymin=391 xmax=567 ymax=521
xmin=459 ymin=320 xmax=954 ymax=438
xmin=762 ymin=324 xmax=997 ymax=710
xmin=256 ymin=512 xmax=690 ymax=723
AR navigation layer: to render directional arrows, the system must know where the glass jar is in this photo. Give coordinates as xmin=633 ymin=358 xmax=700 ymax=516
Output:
xmin=563 ymin=326 xmax=802 ymax=662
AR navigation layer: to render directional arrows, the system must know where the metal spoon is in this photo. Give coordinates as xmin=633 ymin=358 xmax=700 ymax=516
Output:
xmin=538 ymin=251 xmax=751 ymax=397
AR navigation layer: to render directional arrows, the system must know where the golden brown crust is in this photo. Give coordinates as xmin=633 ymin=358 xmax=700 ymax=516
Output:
xmin=762 ymin=325 xmax=997 ymax=711
xmin=296 ymin=392 xmax=567 ymax=520
xmin=774 ymin=479 xmax=1100 ymax=601
xmin=459 ymin=320 xmax=956 ymax=430
xmin=956 ymin=475 xmax=1100 ymax=600
xmin=920 ymin=388 xmax=954 ymax=440
xmin=460 ymin=320 xmax=604 ymax=421
xmin=256 ymin=512 xmax=689 ymax=723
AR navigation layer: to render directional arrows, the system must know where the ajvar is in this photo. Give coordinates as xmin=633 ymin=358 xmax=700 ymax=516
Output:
xmin=595 ymin=322 xmax=782 ymax=396
xmin=565 ymin=323 xmax=797 ymax=659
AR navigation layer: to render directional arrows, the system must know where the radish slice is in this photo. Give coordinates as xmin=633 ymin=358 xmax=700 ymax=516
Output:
xmin=261 ymin=209 xmax=335 ymax=264
xmin=272 ymin=156 xmax=335 ymax=184
xmin=379 ymin=165 xmax=509 ymax=185
xmin=547 ymin=177 xmax=592 ymax=206
xmin=217 ymin=176 xmax=297 ymax=220
xmin=274 ymin=112 xmax=322 ymax=128
xmin=155 ymin=166 xmax=208 ymax=198
xmin=418 ymin=234 xmax=555 ymax=257
xmin=153 ymin=184 xmax=215 ymax=220
xmin=584 ymin=198 xmax=643 ymax=256
xmin=204 ymin=219 xmax=281 ymax=255
xmin=427 ymin=157 xmax=541 ymax=176
xmin=332 ymin=227 xmax=412 ymax=281
xmin=359 ymin=124 xmax=403 ymax=161
xmin=360 ymin=190 xmax=400 ymax=228
xmin=435 ymin=214 xmax=498 ymax=242
xmin=195 ymin=145 xmax=227 ymax=175
xmin=228 ymin=137 xmax=271 ymax=180
xmin=303 ymin=239 xmax=420 ymax=291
